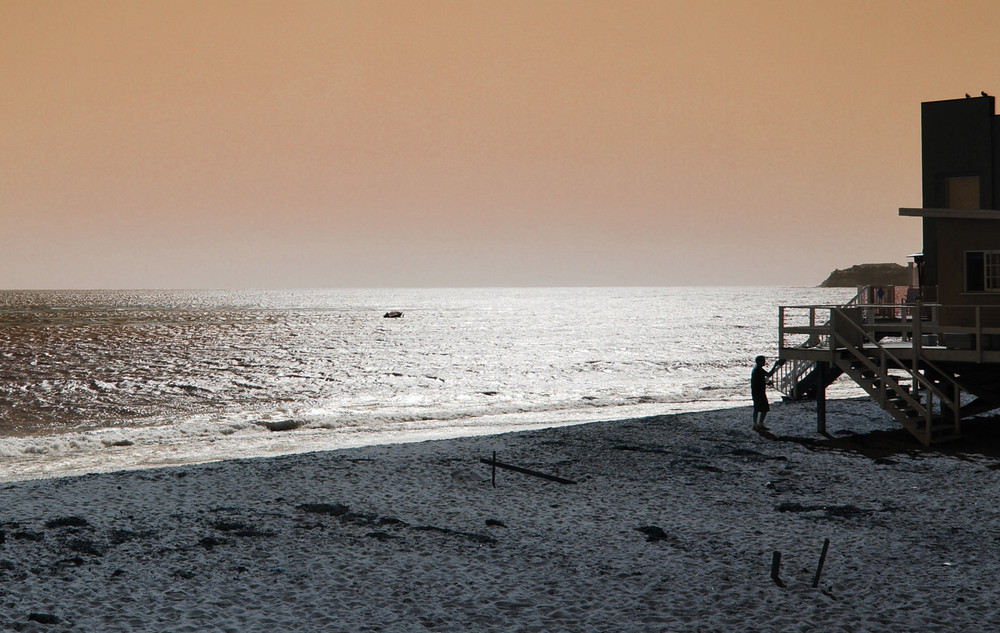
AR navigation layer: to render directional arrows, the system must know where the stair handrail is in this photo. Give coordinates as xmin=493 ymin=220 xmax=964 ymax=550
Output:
xmin=895 ymin=302 xmax=963 ymax=430
xmin=829 ymin=306 xmax=959 ymax=414
xmin=844 ymin=286 xmax=867 ymax=308
xmin=774 ymin=358 xmax=812 ymax=397
xmin=891 ymin=303 xmax=965 ymax=391
xmin=832 ymin=330 xmax=929 ymax=419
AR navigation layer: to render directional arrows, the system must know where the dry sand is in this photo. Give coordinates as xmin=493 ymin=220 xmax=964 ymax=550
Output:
xmin=1 ymin=397 xmax=999 ymax=632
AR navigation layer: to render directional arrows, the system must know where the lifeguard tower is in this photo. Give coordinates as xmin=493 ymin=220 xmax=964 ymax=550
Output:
xmin=777 ymin=94 xmax=1000 ymax=445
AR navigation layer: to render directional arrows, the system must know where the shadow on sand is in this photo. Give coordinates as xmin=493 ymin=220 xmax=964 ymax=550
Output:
xmin=760 ymin=416 xmax=1000 ymax=464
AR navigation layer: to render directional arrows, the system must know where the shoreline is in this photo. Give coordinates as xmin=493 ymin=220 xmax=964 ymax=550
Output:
xmin=0 ymin=399 xmax=753 ymax=484
xmin=1 ymin=399 xmax=998 ymax=631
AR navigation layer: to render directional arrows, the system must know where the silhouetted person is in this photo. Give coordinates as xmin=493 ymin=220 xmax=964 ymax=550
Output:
xmin=751 ymin=355 xmax=778 ymax=431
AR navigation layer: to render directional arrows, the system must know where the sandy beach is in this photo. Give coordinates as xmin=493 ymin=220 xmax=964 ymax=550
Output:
xmin=2 ymin=397 xmax=999 ymax=632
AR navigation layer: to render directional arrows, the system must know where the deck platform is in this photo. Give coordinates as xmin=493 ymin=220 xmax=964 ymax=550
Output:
xmin=777 ymin=300 xmax=1000 ymax=445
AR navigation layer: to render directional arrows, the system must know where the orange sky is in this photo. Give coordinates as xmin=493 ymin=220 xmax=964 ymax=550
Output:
xmin=3 ymin=0 xmax=999 ymax=288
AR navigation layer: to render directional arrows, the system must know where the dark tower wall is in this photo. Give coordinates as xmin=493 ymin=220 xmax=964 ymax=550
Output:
xmin=994 ymin=114 xmax=1000 ymax=208
xmin=919 ymin=96 xmax=998 ymax=288
xmin=921 ymin=96 xmax=995 ymax=209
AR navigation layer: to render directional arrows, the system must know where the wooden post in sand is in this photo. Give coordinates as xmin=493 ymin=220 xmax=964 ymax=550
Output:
xmin=770 ymin=551 xmax=786 ymax=588
xmin=480 ymin=456 xmax=577 ymax=485
xmin=812 ymin=538 xmax=830 ymax=588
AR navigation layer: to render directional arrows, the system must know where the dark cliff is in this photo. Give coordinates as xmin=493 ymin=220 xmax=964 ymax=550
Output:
xmin=819 ymin=263 xmax=911 ymax=288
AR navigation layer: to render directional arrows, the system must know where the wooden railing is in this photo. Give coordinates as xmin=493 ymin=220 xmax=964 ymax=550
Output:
xmin=828 ymin=306 xmax=961 ymax=437
xmin=774 ymin=288 xmax=867 ymax=398
xmin=779 ymin=302 xmax=1000 ymax=360
xmin=774 ymin=296 xmax=1000 ymax=443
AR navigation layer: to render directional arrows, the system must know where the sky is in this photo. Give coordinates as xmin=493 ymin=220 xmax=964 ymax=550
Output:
xmin=3 ymin=0 xmax=1000 ymax=289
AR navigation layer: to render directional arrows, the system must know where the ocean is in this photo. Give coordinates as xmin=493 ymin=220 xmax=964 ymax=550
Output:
xmin=0 ymin=286 xmax=857 ymax=479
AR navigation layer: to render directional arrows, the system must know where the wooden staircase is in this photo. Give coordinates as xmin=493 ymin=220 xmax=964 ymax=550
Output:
xmin=831 ymin=334 xmax=963 ymax=445
xmin=777 ymin=300 xmax=965 ymax=446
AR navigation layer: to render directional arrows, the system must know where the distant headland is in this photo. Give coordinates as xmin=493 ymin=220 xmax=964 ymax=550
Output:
xmin=819 ymin=263 xmax=910 ymax=287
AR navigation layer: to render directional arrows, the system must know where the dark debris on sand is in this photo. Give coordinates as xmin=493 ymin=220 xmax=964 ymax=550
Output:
xmin=299 ymin=501 xmax=490 ymax=544
xmin=775 ymin=502 xmax=874 ymax=521
xmin=28 ymin=612 xmax=61 ymax=625
xmin=44 ymin=516 xmax=90 ymax=530
xmin=210 ymin=519 xmax=274 ymax=538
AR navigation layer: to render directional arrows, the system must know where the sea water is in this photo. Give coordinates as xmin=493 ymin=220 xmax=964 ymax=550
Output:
xmin=0 ymin=287 xmax=857 ymax=479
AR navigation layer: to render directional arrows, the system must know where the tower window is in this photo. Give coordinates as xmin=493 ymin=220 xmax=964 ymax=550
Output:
xmin=966 ymin=250 xmax=1000 ymax=292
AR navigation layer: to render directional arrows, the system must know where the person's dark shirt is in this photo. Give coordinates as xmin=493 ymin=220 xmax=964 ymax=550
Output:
xmin=751 ymin=365 xmax=768 ymax=404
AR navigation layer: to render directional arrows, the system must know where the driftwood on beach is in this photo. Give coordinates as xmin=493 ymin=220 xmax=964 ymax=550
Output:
xmin=480 ymin=455 xmax=577 ymax=485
